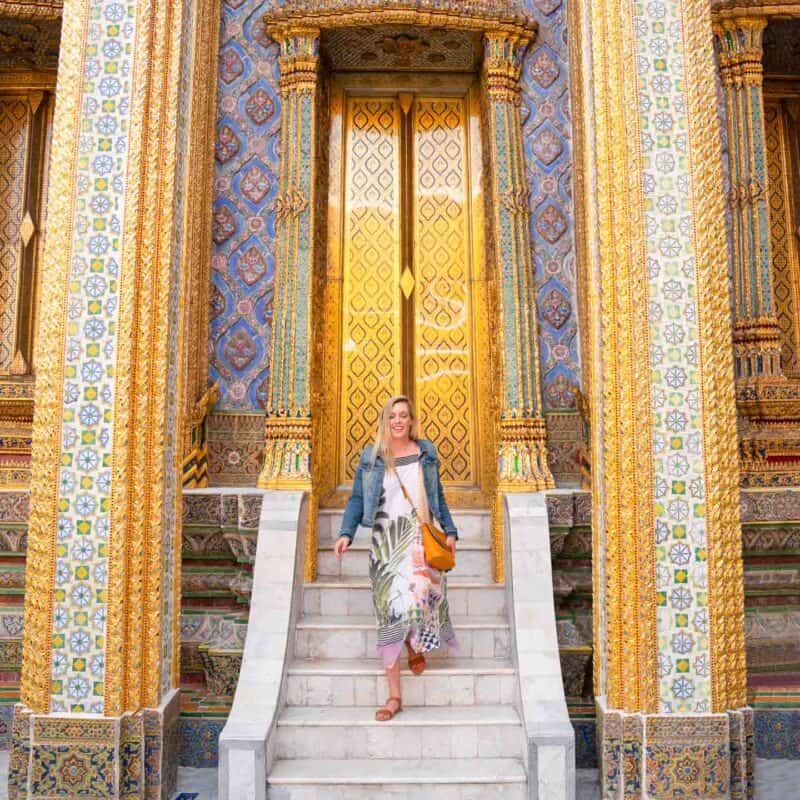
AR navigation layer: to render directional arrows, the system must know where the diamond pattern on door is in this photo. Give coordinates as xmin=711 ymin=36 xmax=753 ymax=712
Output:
xmin=340 ymin=98 xmax=402 ymax=481
xmin=0 ymin=98 xmax=29 ymax=371
xmin=413 ymin=98 xmax=476 ymax=483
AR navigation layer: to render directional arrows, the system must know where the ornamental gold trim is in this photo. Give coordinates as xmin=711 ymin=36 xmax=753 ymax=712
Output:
xmin=575 ymin=0 xmax=658 ymax=713
xmin=107 ymin=0 xmax=187 ymax=716
xmin=259 ymin=26 xmax=320 ymax=489
xmin=263 ymin=3 xmax=536 ymax=39
xmin=0 ymin=1 xmax=62 ymax=20
xmin=712 ymin=2 xmax=800 ymax=19
xmin=21 ymin=0 xmax=85 ymax=716
xmin=497 ymin=418 xmax=553 ymax=492
xmin=258 ymin=417 xmax=313 ymax=490
xmin=689 ymin=0 xmax=748 ymax=713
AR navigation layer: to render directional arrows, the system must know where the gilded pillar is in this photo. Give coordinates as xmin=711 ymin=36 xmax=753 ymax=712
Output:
xmin=483 ymin=32 xmax=554 ymax=492
xmin=715 ymin=17 xmax=783 ymax=382
xmin=14 ymin=0 xmax=219 ymax=796
xmin=573 ymin=0 xmax=751 ymax=795
xmin=258 ymin=27 xmax=320 ymax=490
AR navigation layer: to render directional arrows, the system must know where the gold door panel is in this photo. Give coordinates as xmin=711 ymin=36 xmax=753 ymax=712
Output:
xmin=413 ymin=97 xmax=477 ymax=484
xmin=320 ymin=76 xmax=492 ymax=505
xmin=340 ymin=97 xmax=403 ymax=480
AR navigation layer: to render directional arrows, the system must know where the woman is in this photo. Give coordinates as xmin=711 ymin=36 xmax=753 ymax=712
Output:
xmin=334 ymin=395 xmax=458 ymax=721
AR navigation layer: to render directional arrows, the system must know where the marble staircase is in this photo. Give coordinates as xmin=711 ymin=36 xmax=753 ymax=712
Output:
xmin=266 ymin=508 xmax=529 ymax=799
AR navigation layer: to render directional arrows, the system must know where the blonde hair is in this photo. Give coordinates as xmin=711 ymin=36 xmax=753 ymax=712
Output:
xmin=370 ymin=395 xmax=419 ymax=472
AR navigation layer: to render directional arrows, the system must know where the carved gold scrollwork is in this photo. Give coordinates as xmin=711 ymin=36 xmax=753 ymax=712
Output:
xmin=275 ymin=188 xmax=309 ymax=224
xmin=501 ymin=187 xmax=531 ymax=216
xmin=259 ymin=416 xmax=313 ymax=489
xmin=746 ymin=179 xmax=765 ymax=205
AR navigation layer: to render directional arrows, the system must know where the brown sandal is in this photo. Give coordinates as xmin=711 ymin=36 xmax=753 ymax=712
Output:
xmin=375 ymin=696 xmax=403 ymax=722
xmin=406 ymin=641 xmax=426 ymax=675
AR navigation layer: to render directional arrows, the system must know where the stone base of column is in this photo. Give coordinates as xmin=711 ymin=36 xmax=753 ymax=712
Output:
xmin=597 ymin=699 xmax=754 ymax=799
xmin=257 ymin=416 xmax=312 ymax=489
xmin=9 ymin=689 xmax=180 ymax=800
xmin=497 ymin=417 xmax=555 ymax=491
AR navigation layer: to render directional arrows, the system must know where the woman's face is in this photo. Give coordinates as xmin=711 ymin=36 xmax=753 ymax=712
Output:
xmin=388 ymin=402 xmax=412 ymax=441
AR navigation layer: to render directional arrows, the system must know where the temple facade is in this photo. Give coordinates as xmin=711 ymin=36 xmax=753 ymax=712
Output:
xmin=0 ymin=0 xmax=797 ymax=797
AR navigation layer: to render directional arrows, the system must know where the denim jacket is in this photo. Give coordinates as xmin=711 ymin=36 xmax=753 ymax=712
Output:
xmin=338 ymin=439 xmax=458 ymax=542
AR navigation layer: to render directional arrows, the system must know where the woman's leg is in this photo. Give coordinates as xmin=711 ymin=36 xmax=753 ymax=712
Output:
xmin=405 ymin=636 xmax=426 ymax=675
xmin=386 ymin=656 xmax=401 ymax=700
xmin=376 ymin=657 xmax=402 ymax=720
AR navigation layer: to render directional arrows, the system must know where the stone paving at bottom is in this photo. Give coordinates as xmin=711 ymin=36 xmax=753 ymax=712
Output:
xmin=171 ymin=763 xmax=799 ymax=800
xmin=0 ymin=756 xmax=794 ymax=798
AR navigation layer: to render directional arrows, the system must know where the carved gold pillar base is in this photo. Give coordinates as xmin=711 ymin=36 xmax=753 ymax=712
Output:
xmin=733 ymin=317 xmax=784 ymax=384
xmin=598 ymin=701 xmax=754 ymax=799
xmin=257 ymin=416 xmax=313 ymax=489
xmin=733 ymin=318 xmax=800 ymax=485
xmin=497 ymin=417 xmax=555 ymax=492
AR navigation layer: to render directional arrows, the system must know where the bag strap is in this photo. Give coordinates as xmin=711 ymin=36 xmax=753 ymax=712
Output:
xmin=417 ymin=461 xmax=431 ymax=525
xmin=395 ymin=473 xmax=420 ymax=519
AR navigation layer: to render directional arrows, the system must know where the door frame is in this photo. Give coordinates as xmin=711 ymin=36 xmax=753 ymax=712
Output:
xmin=315 ymin=71 xmax=498 ymax=509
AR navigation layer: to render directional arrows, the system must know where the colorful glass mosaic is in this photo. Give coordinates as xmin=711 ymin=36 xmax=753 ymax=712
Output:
xmin=521 ymin=0 xmax=582 ymax=411
xmin=210 ymin=1 xmax=584 ymax=413
xmin=50 ymin=0 xmax=136 ymax=713
xmin=633 ymin=0 xmax=712 ymax=712
xmin=209 ymin=1 xmax=281 ymax=410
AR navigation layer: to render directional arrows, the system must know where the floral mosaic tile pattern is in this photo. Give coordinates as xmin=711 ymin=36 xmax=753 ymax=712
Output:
xmin=178 ymin=717 xmax=225 ymax=767
xmin=633 ymin=0 xmax=711 ymax=712
xmin=50 ymin=0 xmax=136 ymax=714
xmin=209 ymin=0 xmax=281 ymax=410
xmin=754 ymin=709 xmax=800 ymax=759
xmin=210 ymin=0 xmax=584 ymax=413
xmin=522 ymin=0 xmax=582 ymax=411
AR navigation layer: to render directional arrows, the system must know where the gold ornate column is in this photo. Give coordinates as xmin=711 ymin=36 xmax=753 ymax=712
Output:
xmin=180 ymin=0 xmax=222 ymax=490
xmin=573 ymin=0 xmax=751 ymax=795
xmin=715 ymin=17 xmax=783 ymax=381
xmin=483 ymin=31 xmax=554 ymax=492
xmin=13 ymin=0 xmax=220 ymax=796
xmin=257 ymin=27 xmax=320 ymax=491
xmin=714 ymin=12 xmax=800 ymax=486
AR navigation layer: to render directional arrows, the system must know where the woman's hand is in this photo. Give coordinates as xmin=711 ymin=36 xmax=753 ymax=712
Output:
xmin=446 ymin=535 xmax=457 ymax=555
xmin=334 ymin=536 xmax=350 ymax=560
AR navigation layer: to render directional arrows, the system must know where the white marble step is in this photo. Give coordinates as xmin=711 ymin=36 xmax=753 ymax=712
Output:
xmin=294 ymin=614 xmax=510 ymax=660
xmin=267 ymin=758 xmax=527 ymax=800
xmin=318 ymin=509 xmax=492 ymax=543
xmin=303 ymin=577 xmax=506 ymax=617
xmin=317 ymin=541 xmax=493 ymax=579
xmin=275 ymin=705 xmax=524 ymax=760
xmin=285 ymin=658 xmax=517 ymax=708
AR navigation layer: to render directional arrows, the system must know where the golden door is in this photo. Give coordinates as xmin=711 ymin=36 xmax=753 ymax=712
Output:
xmin=319 ymin=77 xmax=494 ymax=506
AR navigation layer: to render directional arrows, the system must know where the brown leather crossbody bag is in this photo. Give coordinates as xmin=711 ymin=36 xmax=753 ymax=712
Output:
xmin=396 ymin=472 xmax=455 ymax=573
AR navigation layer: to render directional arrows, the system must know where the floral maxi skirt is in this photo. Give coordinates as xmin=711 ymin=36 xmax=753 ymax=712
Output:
xmin=369 ymin=508 xmax=455 ymax=668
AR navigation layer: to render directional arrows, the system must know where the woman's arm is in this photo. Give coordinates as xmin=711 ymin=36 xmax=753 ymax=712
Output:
xmin=435 ymin=466 xmax=458 ymax=540
xmin=337 ymin=461 xmax=365 ymax=542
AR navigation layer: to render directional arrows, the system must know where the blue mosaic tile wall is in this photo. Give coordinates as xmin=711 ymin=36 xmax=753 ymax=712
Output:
xmin=209 ymin=0 xmax=585 ymax=413
xmin=210 ymin=0 xmax=280 ymax=410
xmin=521 ymin=0 xmax=582 ymax=411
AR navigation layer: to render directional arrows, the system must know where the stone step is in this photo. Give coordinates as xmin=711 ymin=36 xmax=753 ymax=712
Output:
xmin=267 ymin=758 xmax=527 ymax=800
xmin=285 ymin=658 xmax=517 ymax=708
xmin=317 ymin=541 xmax=493 ymax=579
xmin=274 ymin=705 xmax=524 ymax=760
xmin=318 ymin=509 xmax=491 ymax=544
xmin=303 ymin=577 xmax=506 ymax=617
xmin=294 ymin=614 xmax=510 ymax=660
